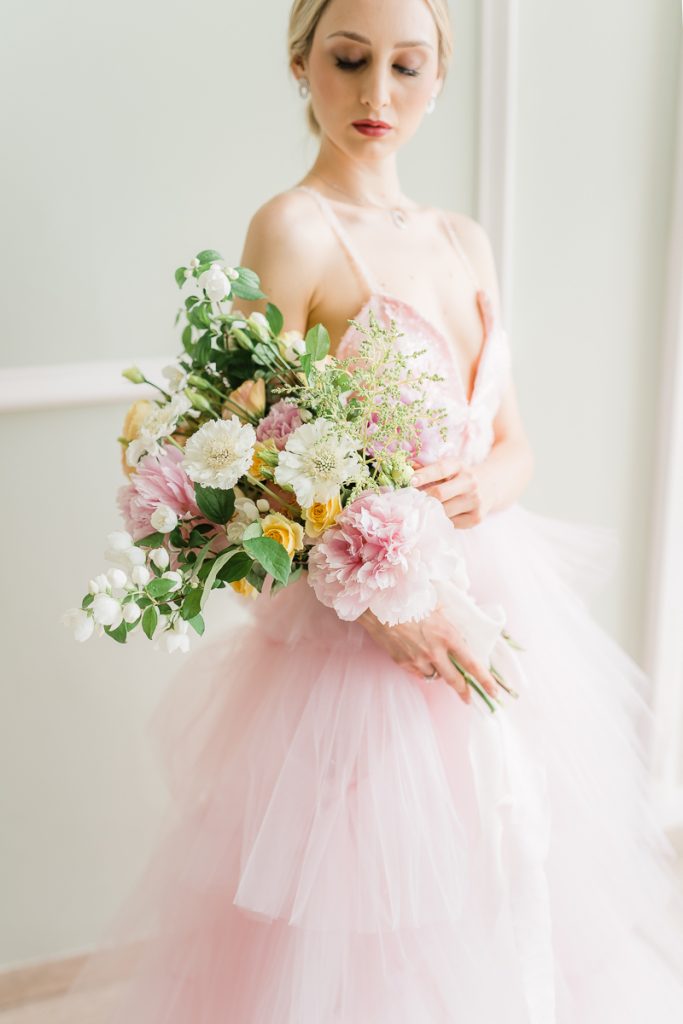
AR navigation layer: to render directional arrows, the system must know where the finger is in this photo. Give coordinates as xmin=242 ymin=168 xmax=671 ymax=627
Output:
xmin=449 ymin=648 xmax=499 ymax=699
xmin=433 ymin=651 xmax=471 ymax=704
xmin=412 ymin=456 xmax=462 ymax=488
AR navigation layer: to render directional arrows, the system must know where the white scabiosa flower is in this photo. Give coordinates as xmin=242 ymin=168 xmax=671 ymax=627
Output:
xmin=164 ymin=618 xmax=190 ymax=654
xmin=150 ymin=547 xmax=170 ymax=570
xmin=150 ymin=503 xmax=178 ymax=533
xmin=62 ymin=608 xmax=95 ymax=643
xmin=274 ymin=418 xmax=363 ymax=507
xmin=198 ymin=263 xmax=231 ymax=302
xmin=91 ymin=593 xmax=123 ymax=628
xmin=181 ymin=416 xmax=256 ymax=490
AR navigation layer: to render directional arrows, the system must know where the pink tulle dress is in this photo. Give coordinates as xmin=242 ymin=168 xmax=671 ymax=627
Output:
xmin=67 ymin=186 xmax=683 ymax=1022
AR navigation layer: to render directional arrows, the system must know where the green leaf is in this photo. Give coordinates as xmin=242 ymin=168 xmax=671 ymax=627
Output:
xmin=241 ymin=521 xmax=263 ymax=541
xmin=305 ymin=323 xmax=330 ymax=362
xmin=200 ymin=549 xmax=242 ymax=609
xmin=243 ymin=536 xmax=291 ymax=585
xmin=265 ymin=303 xmax=284 ymax=336
xmin=185 ymin=295 xmax=200 ymax=310
xmin=194 ymin=332 xmax=213 ymax=366
xmin=180 ymin=587 xmax=203 ymax=621
xmin=134 ymin=531 xmax=165 ymax=549
xmin=142 ymin=605 xmax=158 ymax=639
xmin=194 ymin=484 xmax=235 ymax=525
xmin=181 ymin=324 xmax=193 ymax=355
xmin=169 ymin=526 xmax=187 ymax=548
xmin=104 ymin=621 xmax=128 ymax=644
xmin=187 ymin=613 xmax=205 ymax=636
xmin=216 ymin=550 xmax=252 ymax=583
xmin=175 ymin=267 xmax=187 ymax=289
xmin=147 ymin=577 xmax=176 ymax=598
xmin=231 ymin=267 xmax=265 ymax=301
xmin=196 ymin=249 xmax=223 ymax=264
xmin=81 ymin=593 xmax=94 ymax=609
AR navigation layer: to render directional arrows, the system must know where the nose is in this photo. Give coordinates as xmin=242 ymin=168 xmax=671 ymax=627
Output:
xmin=360 ymin=61 xmax=391 ymax=116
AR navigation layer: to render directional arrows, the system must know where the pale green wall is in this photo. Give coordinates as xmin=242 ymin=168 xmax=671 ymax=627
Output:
xmin=0 ymin=0 xmax=480 ymax=966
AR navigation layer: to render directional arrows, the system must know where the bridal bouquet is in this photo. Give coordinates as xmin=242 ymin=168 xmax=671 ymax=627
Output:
xmin=63 ymin=250 xmax=519 ymax=711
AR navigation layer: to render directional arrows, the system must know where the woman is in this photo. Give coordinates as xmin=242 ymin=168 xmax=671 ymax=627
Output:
xmin=68 ymin=1 xmax=683 ymax=1020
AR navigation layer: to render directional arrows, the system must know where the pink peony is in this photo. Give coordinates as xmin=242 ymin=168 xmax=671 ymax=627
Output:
xmin=255 ymin=399 xmax=303 ymax=450
xmin=306 ymin=486 xmax=468 ymax=625
xmin=117 ymin=443 xmax=201 ymax=541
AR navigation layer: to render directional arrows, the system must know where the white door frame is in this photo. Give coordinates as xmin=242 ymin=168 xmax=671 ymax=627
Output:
xmin=644 ymin=40 xmax=683 ymax=827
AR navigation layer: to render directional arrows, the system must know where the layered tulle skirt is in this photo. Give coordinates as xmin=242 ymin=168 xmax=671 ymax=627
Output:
xmin=65 ymin=501 xmax=683 ymax=1022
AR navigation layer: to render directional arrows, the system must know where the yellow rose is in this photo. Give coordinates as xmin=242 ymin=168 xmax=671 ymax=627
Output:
xmin=261 ymin=512 xmax=304 ymax=557
xmin=230 ymin=577 xmax=258 ymax=599
xmin=303 ymin=493 xmax=342 ymax=538
xmin=119 ymin=399 xmax=153 ymax=477
xmin=248 ymin=438 xmax=278 ymax=480
xmin=223 ymin=378 xmax=266 ymax=423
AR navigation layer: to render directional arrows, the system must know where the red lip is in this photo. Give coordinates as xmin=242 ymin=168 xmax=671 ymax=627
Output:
xmin=352 ymin=119 xmax=393 ymax=137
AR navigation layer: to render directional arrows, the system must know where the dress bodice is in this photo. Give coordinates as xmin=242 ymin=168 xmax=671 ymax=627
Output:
xmin=294 ymin=185 xmax=512 ymax=468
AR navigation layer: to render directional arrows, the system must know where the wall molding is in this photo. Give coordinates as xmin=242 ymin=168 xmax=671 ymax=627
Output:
xmin=644 ymin=39 xmax=683 ymax=821
xmin=0 ymin=357 xmax=173 ymax=413
xmin=477 ymin=0 xmax=519 ymax=321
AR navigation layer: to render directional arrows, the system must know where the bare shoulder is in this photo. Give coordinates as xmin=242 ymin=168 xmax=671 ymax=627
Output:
xmin=441 ymin=208 xmax=502 ymax=311
xmin=243 ymin=189 xmax=322 ymax=264
xmin=237 ymin=188 xmax=326 ymax=325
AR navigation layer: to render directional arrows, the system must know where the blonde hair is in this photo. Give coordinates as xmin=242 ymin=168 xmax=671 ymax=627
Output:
xmin=288 ymin=0 xmax=454 ymax=135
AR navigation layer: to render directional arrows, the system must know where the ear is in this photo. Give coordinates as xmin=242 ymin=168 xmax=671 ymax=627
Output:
xmin=291 ymin=56 xmax=306 ymax=81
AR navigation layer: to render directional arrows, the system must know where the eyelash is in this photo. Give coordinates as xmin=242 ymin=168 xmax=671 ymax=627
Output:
xmin=334 ymin=58 xmax=420 ymax=78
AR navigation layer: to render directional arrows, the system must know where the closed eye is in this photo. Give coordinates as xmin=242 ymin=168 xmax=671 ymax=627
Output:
xmin=334 ymin=58 xmax=420 ymax=77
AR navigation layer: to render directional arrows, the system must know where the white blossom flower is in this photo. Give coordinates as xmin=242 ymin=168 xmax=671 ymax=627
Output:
xmin=91 ymin=593 xmax=123 ymax=628
xmin=198 ymin=263 xmax=231 ymax=302
xmin=164 ymin=618 xmax=190 ymax=654
xmin=91 ymin=573 xmax=110 ymax=593
xmin=151 ymin=503 xmax=178 ymax=533
xmin=131 ymin=564 xmax=152 ymax=587
xmin=125 ymin=394 xmax=193 ymax=467
xmin=122 ymin=602 xmax=142 ymax=624
xmin=181 ymin=416 xmax=256 ymax=490
xmin=161 ymin=364 xmax=189 ymax=393
xmin=274 ymin=418 xmax=363 ymax=506
xmin=106 ymin=531 xmax=133 ymax=552
xmin=189 ymin=257 xmax=200 ymax=269
xmin=225 ymin=266 xmax=239 ymax=280
xmin=62 ymin=608 xmax=95 ymax=642
xmin=150 ymin=547 xmax=170 ymax=570
xmin=226 ymin=495 xmax=261 ymax=543
xmin=106 ymin=567 xmax=128 ymax=590
xmin=256 ymin=498 xmax=270 ymax=512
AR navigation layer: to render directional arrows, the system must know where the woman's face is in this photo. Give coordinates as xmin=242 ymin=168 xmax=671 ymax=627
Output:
xmin=300 ymin=0 xmax=443 ymax=156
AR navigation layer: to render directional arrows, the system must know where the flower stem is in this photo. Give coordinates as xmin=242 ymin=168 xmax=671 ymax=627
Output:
xmin=447 ymin=653 xmax=498 ymax=713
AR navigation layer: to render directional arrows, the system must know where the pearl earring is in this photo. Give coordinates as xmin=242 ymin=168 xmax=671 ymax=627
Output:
xmin=298 ymin=77 xmax=310 ymax=99
xmin=426 ymin=94 xmax=437 ymax=114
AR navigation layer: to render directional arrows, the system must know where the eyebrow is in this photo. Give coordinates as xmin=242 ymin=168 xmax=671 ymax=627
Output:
xmin=326 ymin=30 xmax=434 ymax=49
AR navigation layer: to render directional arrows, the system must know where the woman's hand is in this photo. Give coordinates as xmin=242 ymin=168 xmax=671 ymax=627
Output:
xmin=358 ymin=605 xmax=500 ymax=705
xmin=411 ymin=456 xmax=491 ymax=528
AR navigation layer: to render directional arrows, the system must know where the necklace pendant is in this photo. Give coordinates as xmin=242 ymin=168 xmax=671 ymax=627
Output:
xmin=391 ymin=208 xmax=408 ymax=229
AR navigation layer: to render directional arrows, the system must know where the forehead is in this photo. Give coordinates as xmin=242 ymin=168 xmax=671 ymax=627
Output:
xmin=318 ymin=0 xmax=438 ymax=48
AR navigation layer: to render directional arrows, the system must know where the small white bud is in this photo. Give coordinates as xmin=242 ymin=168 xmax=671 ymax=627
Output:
xmin=151 ymin=504 xmax=179 ymax=533
xmin=131 ymin=565 xmax=152 ymax=587
xmin=150 ymin=547 xmax=170 ymax=570
xmin=122 ymin=602 xmax=142 ymax=624
xmin=256 ymin=498 xmax=270 ymax=512
xmin=106 ymin=567 xmax=128 ymax=589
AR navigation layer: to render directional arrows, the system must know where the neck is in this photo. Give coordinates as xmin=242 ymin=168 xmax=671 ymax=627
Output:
xmin=308 ymin=137 xmax=403 ymax=206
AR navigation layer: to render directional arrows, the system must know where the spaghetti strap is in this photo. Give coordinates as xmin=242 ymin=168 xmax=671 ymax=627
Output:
xmin=293 ymin=185 xmax=380 ymax=294
xmin=439 ymin=212 xmax=481 ymax=290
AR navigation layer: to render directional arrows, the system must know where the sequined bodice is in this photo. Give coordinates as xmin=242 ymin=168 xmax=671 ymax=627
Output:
xmin=295 ymin=186 xmax=513 ymax=467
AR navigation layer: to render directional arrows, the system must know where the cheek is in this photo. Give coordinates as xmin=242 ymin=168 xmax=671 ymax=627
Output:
xmin=308 ymin=57 xmax=353 ymax=115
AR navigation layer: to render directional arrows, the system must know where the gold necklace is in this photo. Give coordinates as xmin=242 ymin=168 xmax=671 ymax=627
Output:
xmin=309 ymin=173 xmax=410 ymax=230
